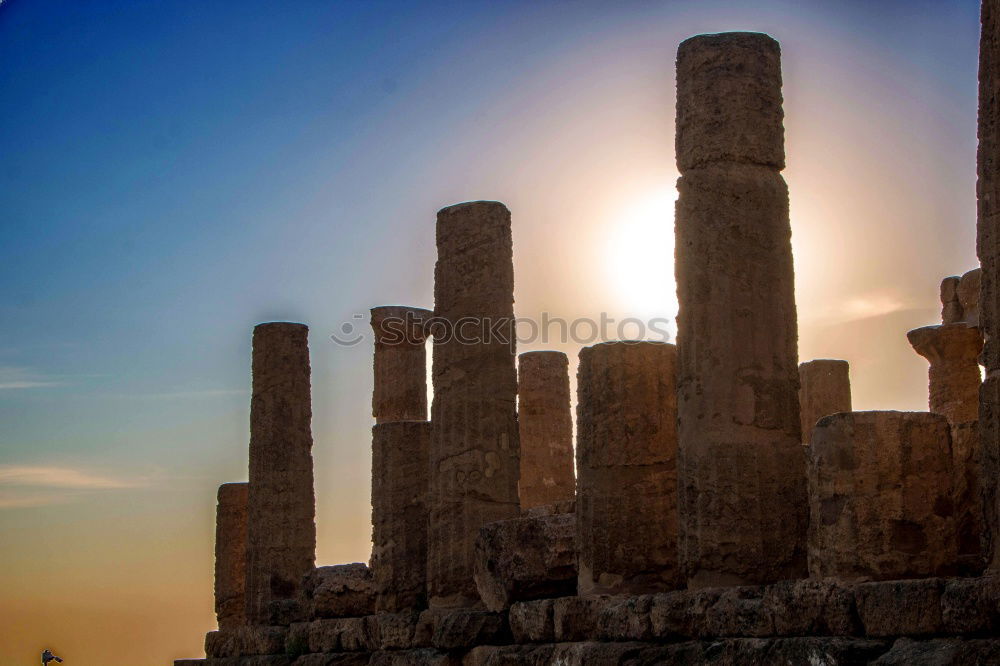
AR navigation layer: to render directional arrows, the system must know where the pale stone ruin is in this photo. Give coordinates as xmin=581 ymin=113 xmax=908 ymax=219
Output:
xmin=176 ymin=10 xmax=1000 ymax=665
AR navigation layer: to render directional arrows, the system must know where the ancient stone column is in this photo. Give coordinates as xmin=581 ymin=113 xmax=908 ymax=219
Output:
xmin=979 ymin=0 xmax=1000 ymax=573
xmin=215 ymin=482 xmax=248 ymax=630
xmin=908 ymin=324 xmax=983 ymax=425
xmin=908 ymin=322 xmax=985 ymax=573
xmin=245 ymin=322 xmax=316 ymax=624
xmin=807 ymin=411 xmax=958 ymax=580
xmin=370 ymin=420 xmax=431 ymax=612
xmin=576 ymin=341 xmax=680 ymax=595
xmin=427 ymin=201 xmax=520 ymax=608
xmin=371 ymin=306 xmax=431 ymax=423
xmin=799 ymin=360 xmax=852 ymax=444
xmin=517 ymin=351 xmax=575 ymax=511
xmin=674 ymin=32 xmax=807 ymax=587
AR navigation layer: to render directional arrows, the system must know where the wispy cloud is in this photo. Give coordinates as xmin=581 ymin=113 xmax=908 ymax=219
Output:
xmin=0 ymin=465 xmax=161 ymax=510
xmin=0 ymin=366 xmax=65 ymax=390
xmin=799 ymin=289 xmax=915 ymax=326
xmin=0 ymin=465 xmax=149 ymax=489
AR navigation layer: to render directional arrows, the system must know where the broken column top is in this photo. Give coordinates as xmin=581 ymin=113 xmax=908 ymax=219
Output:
xmin=218 ymin=482 xmax=249 ymax=502
xmin=436 ymin=201 xmax=510 ymax=237
xmin=676 ymin=31 xmax=784 ymax=171
xmin=941 ymin=268 xmax=982 ymax=327
xmin=907 ymin=324 xmax=984 ymax=367
xmin=370 ymin=306 xmax=431 ymax=342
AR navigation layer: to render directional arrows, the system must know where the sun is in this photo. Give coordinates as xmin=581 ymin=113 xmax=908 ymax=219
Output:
xmin=606 ymin=186 xmax=679 ymax=324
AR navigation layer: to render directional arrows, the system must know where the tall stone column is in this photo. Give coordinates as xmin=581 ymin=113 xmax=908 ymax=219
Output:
xmin=215 ymin=482 xmax=248 ymax=630
xmin=674 ymin=32 xmax=807 ymax=587
xmin=908 ymin=322 xmax=985 ymax=573
xmin=979 ymin=0 xmax=1000 ymax=573
xmin=371 ymin=421 xmax=431 ymax=612
xmin=576 ymin=341 xmax=680 ymax=595
xmin=427 ymin=201 xmax=520 ymax=608
xmin=371 ymin=306 xmax=431 ymax=423
xmin=245 ymin=322 xmax=316 ymax=624
xmin=799 ymin=360 xmax=852 ymax=444
xmin=517 ymin=351 xmax=575 ymax=511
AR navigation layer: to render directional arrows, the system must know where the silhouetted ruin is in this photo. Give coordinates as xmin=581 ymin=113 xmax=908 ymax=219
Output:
xmin=175 ymin=11 xmax=1000 ymax=664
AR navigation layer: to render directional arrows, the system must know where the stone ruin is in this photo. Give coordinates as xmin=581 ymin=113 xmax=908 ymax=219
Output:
xmin=175 ymin=15 xmax=1000 ymax=666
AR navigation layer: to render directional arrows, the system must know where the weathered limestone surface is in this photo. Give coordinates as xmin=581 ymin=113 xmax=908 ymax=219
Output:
xmin=216 ymin=482 xmax=249 ymax=630
xmin=473 ymin=511 xmax=576 ymax=611
xmin=302 ymin=564 xmax=375 ymax=619
xmin=516 ymin=351 xmax=574 ymax=511
xmin=908 ymin=322 xmax=985 ymax=573
xmin=980 ymin=0 xmax=1000 ymax=573
xmin=180 ymin=576 xmax=1000 ymax=665
xmin=370 ymin=421 xmax=430 ymax=612
xmin=576 ymin=341 xmax=680 ymax=595
xmin=246 ymin=323 xmax=316 ymax=625
xmin=943 ymin=269 xmax=982 ymax=327
xmin=427 ymin=201 xmax=520 ymax=608
xmin=807 ymin=411 xmax=958 ymax=580
xmin=205 ymin=626 xmax=289 ymax=658
xmin=370 ymin=306 xmax=430 ymax=424
xmin=908 ymin=324 xmax=983 ymax=424
xmin=675 ymin=32 xmax=807 ymax=587
xmin=799 ymin=360 xmax=851 ymax=443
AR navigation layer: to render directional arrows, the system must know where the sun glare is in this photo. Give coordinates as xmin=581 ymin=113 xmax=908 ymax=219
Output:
xmin=606 ymin=186 xmax=679 ymax=322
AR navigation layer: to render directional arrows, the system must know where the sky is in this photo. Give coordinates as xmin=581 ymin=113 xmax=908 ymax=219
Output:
xmin=0 ymin=0 xmax=985 ymax=663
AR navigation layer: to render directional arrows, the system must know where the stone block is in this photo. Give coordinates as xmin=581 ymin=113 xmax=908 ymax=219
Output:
xmin=637 ymin=638 xmax=889 ymax=665
xmin=596 ymin=595 xmax=654 ymax=641
xmin=808 ymin=412 xmax=959 ymax=580
xmin=508 ymin=599 xmax=554 ymax=643
xmin=762 ymin=579 xmax=860 ymax=637
xmin=873 ymin=637 xmax=1000 ymax=665
xmin=205 ymin=626 xmax=288 ymax=658
xmin=940 ymin=575 xmax=1000 ymax=635
xmin=369 ymin=649 xmax=460 ymax=666
xmin=291 ymin=654 xmax=370 ymax=666
xmin=650 ymin=588 xmax=719 ymax=639
xmin=473 ymin=512 xmax=576 ymax=611
xmin=702 ymin=586 xmax=773 ymax=638
xmin=854 ymin=578 xmax=944 ymax=637
xmin=305 ymin=617 xmax=377 ymax=653
xmin=374 ymin=611 xmax=421 ymax=650
xmin=552 ymin=595 xmax=607 ymax=642
xmin=676 ymin=32 xmax=784 ymax=170
xmin=370 ymin=305 xmax=430 ymax=423
xmin=428 ymin=608 xmax=510 ymax=650
xmin=302 ymin=564 xmax=375 ymax=619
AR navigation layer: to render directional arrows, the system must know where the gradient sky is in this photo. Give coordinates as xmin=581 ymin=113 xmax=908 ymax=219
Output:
xmin=0 ymin=0 xmax=984 ymax=663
